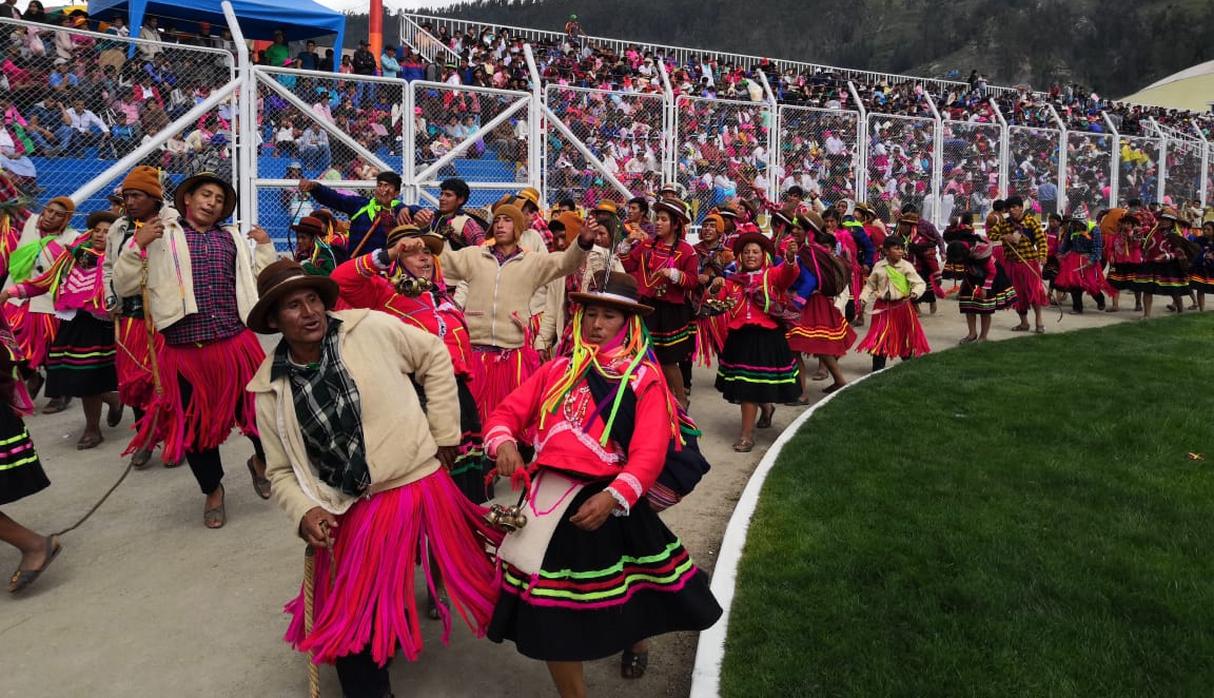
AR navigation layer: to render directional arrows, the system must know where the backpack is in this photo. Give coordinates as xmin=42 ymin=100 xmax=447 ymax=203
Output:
xmin=801 ymin=244 xmax=850 ymax=297
xmin=1170 ymin=233 xmax=1201 ymax=272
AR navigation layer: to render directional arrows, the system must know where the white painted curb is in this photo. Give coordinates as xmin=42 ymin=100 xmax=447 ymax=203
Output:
xmin=689 ymin=370 xmax=880 ymax=697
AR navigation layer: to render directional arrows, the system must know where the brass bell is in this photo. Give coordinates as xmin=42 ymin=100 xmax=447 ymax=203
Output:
xmin=486 ymin=503 xmax=528 ymax=532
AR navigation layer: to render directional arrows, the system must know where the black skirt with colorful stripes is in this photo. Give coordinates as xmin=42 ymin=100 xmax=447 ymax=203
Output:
xmin=1145 ymin=260 xmax=1189 ymax=296
xmin=1107 ymin=262 xmax=1143 ymax=291
xmin=0 ymin=401 xmax=48 ymax=506
xmin=715 ymin=324 xmax=802 ymax=404
xmin=45 ymin=312 xmax=117 ymax=398
xmin=644 ymin=299 xmax=695 ymax=364
xmin=958 ymin=265 xmax=1017 ymax=315
xmin=487 ymin=481 xmax=721 ymax=661
xmin=448 ymin=376 xmax=491 ymax=504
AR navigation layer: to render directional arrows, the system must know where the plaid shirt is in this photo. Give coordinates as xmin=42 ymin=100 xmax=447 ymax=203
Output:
xmin=271 ymin=317 xmax=370 ymax=497
xmin=161 ymin=224 xmax=244 ymax=346
xmin=990 ymin=215 xmax=1048 ymax=263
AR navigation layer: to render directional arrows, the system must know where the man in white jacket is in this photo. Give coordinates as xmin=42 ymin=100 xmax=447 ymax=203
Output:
xmin=112 ymin=172 xmax=276 ymax=529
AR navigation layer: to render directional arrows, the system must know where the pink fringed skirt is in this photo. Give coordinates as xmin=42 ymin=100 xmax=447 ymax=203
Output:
xmin=284 ymin=470 xmax=503 ymax=666
xmin=114 ymin=316 xmax=163 ymax=412
xmin=127 ymin=330 xmax=263 ymax=462
xmin=470 ymin=344 xmax=540 ymax=425
xmin=3 ymin=305 xmax=58 ymax=370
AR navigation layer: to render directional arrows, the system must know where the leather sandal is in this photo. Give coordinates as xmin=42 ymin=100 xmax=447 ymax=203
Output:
xmin=41 ymin=396 xmax=70 ymax=414
xmin=427 ymin=592 xmax=449 ymax=621
xmin=247 ymin=456 xmax=271 ymax=500
xmin=8 ymin=535 xmax=62 ymax=593
xmin=75 ymin=432 xmax=104 ymax=450
xmin=756 ymin=407 xmax=774 ymax=429
xmin=105 ymin=396 xmax=123 ymax=427
xmin=130 ymin=448 xmax=154 ymax=470
xmin=621 ymin=649 xmax=649 ymax=679
xmin=732 ymin=438 xmax=754 ymax=453
xmin=203 ymin=485 xmax=226 ymax=529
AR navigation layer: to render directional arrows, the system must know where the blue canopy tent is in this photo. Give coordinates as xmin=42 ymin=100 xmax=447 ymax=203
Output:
xmin=86 ymin=0 xmax=345 ymax=70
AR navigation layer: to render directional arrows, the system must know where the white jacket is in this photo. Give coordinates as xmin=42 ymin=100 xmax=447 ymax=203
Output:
xmin=111 ymin=210 xmax=277 ymax=331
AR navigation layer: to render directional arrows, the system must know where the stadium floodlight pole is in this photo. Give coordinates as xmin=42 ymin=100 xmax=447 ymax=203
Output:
xmin=413 ymin=98 xmax=530 ymax=183
xmin=1046 ymin=103 xmax=1068 ymax=214
xmin=657 ymin=60 xmax=677 ymax=186
xmin=847 ymin=81 xmax=868 ymax=200
xmin=256 ymin=70 xmax=395 ymax=174
xmin=1191 ymin=118 xmax=1210 ymax=208
xmin=70 ymin=79 xmax=241 ymax=206
xmin=1148 ymin=118 xmax=1168 ymax=203
xmin=1101 ymin=111 xmax=1121 ymax=208
xmin=989 ymin=98 xmax=1010 ymax=198
xmin=523 ymin=43 xmax=544 ymax=193
xmin=222 ymin=0 xmax=255 ymax=229
xmin=756 ymin=68 xmax=780 ymax=203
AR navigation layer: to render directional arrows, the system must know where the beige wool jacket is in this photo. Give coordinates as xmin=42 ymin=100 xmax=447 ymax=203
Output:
xmin=247 ymin=309 xmax=460 ymax=525
xmin=111 ymin=209 xmax=277 ymax=331
xmin=441 ymin=240 xmax=587 ymax=349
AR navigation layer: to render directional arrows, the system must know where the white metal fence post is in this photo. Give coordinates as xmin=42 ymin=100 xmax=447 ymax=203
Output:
xmin=524 ymin=44 xmax=544 ymax=194
xmin=924 ymin=91 xmax=944 ymax=227
xmin=222 ymin=1 xmax=254 ymax=230
xmin=989 ymin=98 xmax=1010 ymax=198
xmin=757 ymin=69 xmax=779 ymax=205
xmin=1102 ymin=111 xmax=1121 ymax=207
xmin=1194 ymin=119 xmax=1210 ymax=209
xmin=1047 ymin=104 xmax=1068 ymax=214
xmin=847 ymin=81 xmax=868 ymax=203
xmin=658 ymin=61 xmax=677 ymax=187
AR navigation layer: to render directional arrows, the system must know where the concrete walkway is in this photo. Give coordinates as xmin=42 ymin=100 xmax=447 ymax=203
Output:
xmin=1 ymin=298 xmax=1136 ymax=697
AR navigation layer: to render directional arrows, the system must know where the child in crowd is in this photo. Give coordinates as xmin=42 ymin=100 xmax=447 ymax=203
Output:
xmin=856 ymin=237 xmax=930 ymax=371
xmin=1188 ymin=220 xmax=1214 ymax=312
xmin=947 ymin=236 xmax=1017 ymax=343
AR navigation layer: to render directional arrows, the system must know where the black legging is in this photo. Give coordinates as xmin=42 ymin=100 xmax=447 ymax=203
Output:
xmin=178 ymin=375 xmax=264 ymax=495
xmin=335 ymin=646 xmax=392 ymax=698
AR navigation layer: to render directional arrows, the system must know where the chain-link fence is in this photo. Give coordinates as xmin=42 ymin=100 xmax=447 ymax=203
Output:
xmin=1116 ymin=134 xmax=1161 ymax=206
xmin=1163 ymin=133 xmax=1203 ymax=209
xmin=542 ymin=84 xmax=664 ymax=209
xmin=776 ymin=105 xmax=860 ymax=208
xmin=675 ymin=94 xmax=772 ymax=223
xmin=1007 ymin=125 xmax=1062 ymax=215
xmin=865 ymin=112 xmax=936 ymax=222
xmin=410 ymin=80 xmax=529 ymax=192
xmin=1064 ymin=131 xmax=1113 ymax=217
xmin=939 ymin=120 xmax=1001 ymax=223
xmin=0 ymin=16 xmax=234 ymax=225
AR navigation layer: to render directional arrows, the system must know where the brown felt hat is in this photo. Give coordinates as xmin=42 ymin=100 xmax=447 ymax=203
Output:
xmin=387 ymin=224 xmax=444 ymax=255
xmin=175 ymin=171 xmax=237 ymax=221
xmin=122 ymin=165 xmax=163 ymax=199
xmin=246 ymin=259 xmax=339 ymax=334
xmin=567 ymin=271 xmax=653 ymax=316
xmin=653 ymin=198 xmax=690 ymax=224
xmin=732 ymin=230 xmax=775 ymax=258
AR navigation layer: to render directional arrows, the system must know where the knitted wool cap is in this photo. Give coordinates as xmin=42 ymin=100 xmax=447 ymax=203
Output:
xmin=121 ymin=165 xmax=163 ymax=199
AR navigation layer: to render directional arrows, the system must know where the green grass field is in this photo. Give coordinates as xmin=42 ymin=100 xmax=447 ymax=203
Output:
xmin=721 ymin=314 xmax=1214 ymax=697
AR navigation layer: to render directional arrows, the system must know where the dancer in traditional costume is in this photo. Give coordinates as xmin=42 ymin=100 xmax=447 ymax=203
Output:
xmin=0 ymin=315 xmax=62 ymax=594
xmin=484 ymin=272 xmax=721 ymax=693
xmin=1 ymin=212 xmax=122 ymax=449
xmin=1102 ymin=209 xmax=1144 ymax=312
xmin=856 ymin=237 xmax=931 ymax=370
xmin=293 ymin=215 xmax=347 ymax=276
xmin=786 ymin=213 xmax=856 ymax=397
xmin=947 ymin=236 xmax=1017 ymax=343
xmin=1055 ymin=214 xmax=1112 ymax=314
xmin=619 ymin=198 xmax=698 ymax=409
xmin=942 ymin=212 xmax=977 ymax=288
xmin=709 ymin=231 xmax=802 ymax=452
xmin=440 ymin=201 xmax=593 ymax=425
xmin=247 ymin=259 xmax=500 ymax=698
xmin=1141 ymin=207 xmax=1193 ymax=319
xmin=331 ymin=225 xmax=490 ymax=503
xmin=299 ymin=171 xmax=409 ymax=257
xmin=2 ymin=196 xmax=78 ymax=413
xmin=1190 ymin=220 xmax=1214 ymax=311
xmin=112 ymin=173 xmax=275 ymax=528
xmin=691 ymin=212 xmax=732 ymax=367
xmin=989 ymin=195 xmax=1050 ymax=333
xmin=1042 ymin=213 xmax=1066 ymax=305
xmin=895 ymin=208 xmax=945 ymax=315
xmin=102 ymin=166 xmax=173 ymax=468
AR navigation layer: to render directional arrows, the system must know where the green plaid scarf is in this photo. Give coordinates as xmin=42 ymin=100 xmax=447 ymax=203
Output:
xmin=271 ymin=317 xmax=370 ymax=496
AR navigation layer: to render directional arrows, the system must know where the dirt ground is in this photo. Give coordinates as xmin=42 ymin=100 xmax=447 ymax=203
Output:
xmin=0 ymin=297 xmax=1130 ymax=697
